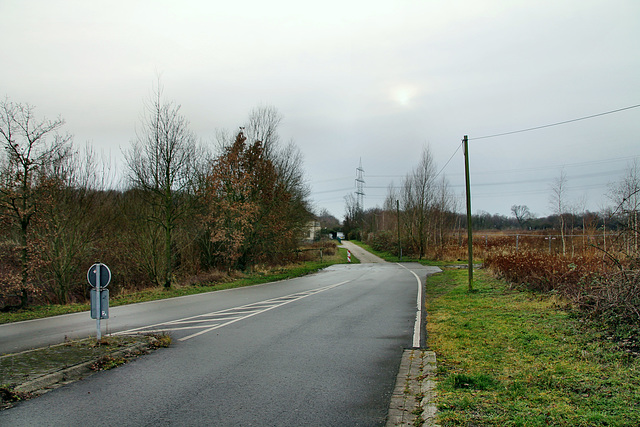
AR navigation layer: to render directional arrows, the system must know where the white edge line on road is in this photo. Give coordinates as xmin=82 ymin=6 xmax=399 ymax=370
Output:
xmin=397 ymin=264 xmax=422 ymax=348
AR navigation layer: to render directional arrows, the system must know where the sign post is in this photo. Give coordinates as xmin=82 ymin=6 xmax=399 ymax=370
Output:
xmin=96 ymin=264 xmax=101 ymax=340
xmin=88 ymin=263 xmax=111 ymax=340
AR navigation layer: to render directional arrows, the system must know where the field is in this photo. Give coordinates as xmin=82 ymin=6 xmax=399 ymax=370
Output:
xmin=426 ymin=268 xmax=640 ymax=426
xmin=477 ymin=229 xmax=639 ymax=342
xmin=419 ymin=224 xmax=640 ymax=426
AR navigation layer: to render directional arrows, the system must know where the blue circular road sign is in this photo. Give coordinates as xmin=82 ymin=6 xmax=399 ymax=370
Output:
xmin=87 ymin=263 xmax=111 ymax=288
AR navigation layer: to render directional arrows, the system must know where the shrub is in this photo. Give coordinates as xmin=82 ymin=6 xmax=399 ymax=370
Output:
xmin=369 ymin=230 xmax=396 ymax=254
xmin=182 ymin=270 xmax=232 ymax=287
xmin=574 ymin=270 xmax=640 ymax=341
xmin=486 ymin=249 xmax=640 ymax=345
xmin=484 ymin=251 xmax=610 ymax=294
xmin=317 ymin=240 xmax=337 ymax=256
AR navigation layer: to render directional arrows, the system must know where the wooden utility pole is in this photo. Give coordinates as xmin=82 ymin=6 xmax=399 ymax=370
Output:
xmin=397 ymin=199 xmax=401 ymax=260
xmin=463 ymin=135 xmax=473 ymax=291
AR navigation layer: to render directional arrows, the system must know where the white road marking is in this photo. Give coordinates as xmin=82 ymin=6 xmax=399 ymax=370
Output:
xmin=397 ymin=264 xmax=423 ymax=348
xmin=113 ymin=281 xmax=351 ymax=341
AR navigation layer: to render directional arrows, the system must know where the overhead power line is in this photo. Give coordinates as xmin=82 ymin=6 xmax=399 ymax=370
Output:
xmin=464 ymin=154 xmax=640 ymax=176
xmin=470 ymin=103 xmax=640 ymax=141
xmin=312 ymin=187 xmax=354 ymax=195
xmin=435 ymin=141 xmax=463 ymax=179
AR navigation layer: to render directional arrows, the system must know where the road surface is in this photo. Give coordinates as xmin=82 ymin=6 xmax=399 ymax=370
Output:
xmin=339 ymin=240 xmax=386 ymax=263
xmin=1 ymin=261 xmax=440 ymax=426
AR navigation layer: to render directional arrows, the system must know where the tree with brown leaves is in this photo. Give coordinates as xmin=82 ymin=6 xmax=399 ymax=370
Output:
xmin=0 ymin=99 xmax=72 ymax=307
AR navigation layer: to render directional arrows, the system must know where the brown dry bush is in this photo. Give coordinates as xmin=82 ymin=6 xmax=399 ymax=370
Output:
xmin=293 ymin=241 xmax=337 ymax=262
xmin=295 ymin=250 xmax=316 ymax=262
xmin=486 ymin=248 xmax=640 ymax=342
xmin=440 ymin=242 xmax=472 ymax=261
xmin=316 ymin=240 xmax=337 ymax=256
xmin=484 ymin=251 xmax=612 ymax=293
xmin=182 ymin=269 xmax=235 ymax=287
xmin=0 ymin=241 xmax=22 ymax=309
xmin=368 ymin=230 xmax=395 ymax=254
xmin=573 ymin=269 xmax=640 ymax=341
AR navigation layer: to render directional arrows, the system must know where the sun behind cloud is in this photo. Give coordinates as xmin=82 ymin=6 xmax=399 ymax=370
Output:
xmin=390 ymin=85 xmax=419 ymax=107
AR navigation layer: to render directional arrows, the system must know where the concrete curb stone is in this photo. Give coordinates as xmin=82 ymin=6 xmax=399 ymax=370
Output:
xmin=11 ymin=341 xmax=152 ymax=395
xmin=386 ymin=349 xmax=439 ymax=427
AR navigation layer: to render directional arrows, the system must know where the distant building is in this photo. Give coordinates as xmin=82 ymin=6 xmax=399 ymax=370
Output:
xmin=328 ymin=231 xmax=345 ymax=241
xmin=305 ymin=221 xmax=322 ymax=242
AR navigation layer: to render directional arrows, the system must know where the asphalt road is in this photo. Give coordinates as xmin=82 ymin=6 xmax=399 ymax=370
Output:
xmin=1 ymin=261 xmax=440 ymax=426
xmin=339 ymin=240 xmax=386 ymax=263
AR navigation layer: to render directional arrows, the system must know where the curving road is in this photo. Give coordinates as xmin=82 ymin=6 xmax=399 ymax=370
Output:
xmin=1 ymin=258 xmax=440 ymax=426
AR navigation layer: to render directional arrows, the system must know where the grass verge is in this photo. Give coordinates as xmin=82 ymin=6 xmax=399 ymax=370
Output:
xmin=426 ymin=268 xmax=640 ymax=426
xmin=0 ymin=248 xmax=351 ymax=325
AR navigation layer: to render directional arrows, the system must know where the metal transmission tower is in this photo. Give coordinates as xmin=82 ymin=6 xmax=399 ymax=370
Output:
xmin=355 ymin=158 xmax=365 ymax=212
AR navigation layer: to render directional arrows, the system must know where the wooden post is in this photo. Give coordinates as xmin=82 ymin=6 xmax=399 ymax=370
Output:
xmin=397 ymin=199 xmax=401 ymax=261
xmin=463 ymin=136 xmax=473 ymax=291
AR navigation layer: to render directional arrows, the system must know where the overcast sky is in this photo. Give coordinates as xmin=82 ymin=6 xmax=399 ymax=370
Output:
xmin=2 ymin=0 xmax=639 ymax=220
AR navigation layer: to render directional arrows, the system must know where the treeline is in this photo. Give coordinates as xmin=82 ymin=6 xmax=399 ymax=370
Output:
xmin=344 ymin=147 xmax=459 ymax=260
xmin=0 ymin=90 xmax=312 ymax=309
xmin=341 ymin=148 xmax=639 ymax=262
xmin=470 ymin=211 xmax=612 ymax=231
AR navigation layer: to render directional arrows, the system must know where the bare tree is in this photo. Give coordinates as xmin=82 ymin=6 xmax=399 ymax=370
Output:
xmin=0 ymin=99 xmax=72 ymax=307
xmin=549 ymin=170 xmax=568 ymax=255
xmin=402 ymin=146 xmax=437 ymax=259
xmin=383 ymin=183 xmax=400 ymax=242
xmin=343 ymin=193 xmax=363 ymax=239
xmin=433 ymin=175 xmax=456 ymax=254
xmin=38 ymin=145 xmax=104 ymax=303
xmin=125 ymin=84 xmax=200 ymax=288
xmin=609 ymin=159 xmax=640 ymax=255
xmin=511 ymin=204 xmax=532 ymax=229
xmin=383 ymin=183 xmax=399 ymax=213
xmin=245 ymin=105 xmax=282 ymax=159
xmin=316 ymin=208 xmax=340 ymax=229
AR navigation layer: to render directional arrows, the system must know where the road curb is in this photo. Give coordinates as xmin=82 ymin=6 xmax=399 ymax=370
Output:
xmin=386 ymin=349 xmax=439 ymax=426
xmin=12 ymin=341 xmax=152 ymax=395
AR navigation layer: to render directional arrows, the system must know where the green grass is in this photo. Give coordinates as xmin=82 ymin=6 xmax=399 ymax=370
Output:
xmin=426 ymin=268 xmax=640 ymax=426
xmin=0 ymin=247 xmax=352 ymax=324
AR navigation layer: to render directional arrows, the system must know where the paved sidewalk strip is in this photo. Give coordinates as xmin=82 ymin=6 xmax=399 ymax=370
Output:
xmin=387 ymin=349 xmax=438 ymax=426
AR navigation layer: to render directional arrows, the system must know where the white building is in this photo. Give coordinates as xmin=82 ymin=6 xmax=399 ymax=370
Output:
xmin=305 ymin=221 xmax=322 ymax=242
